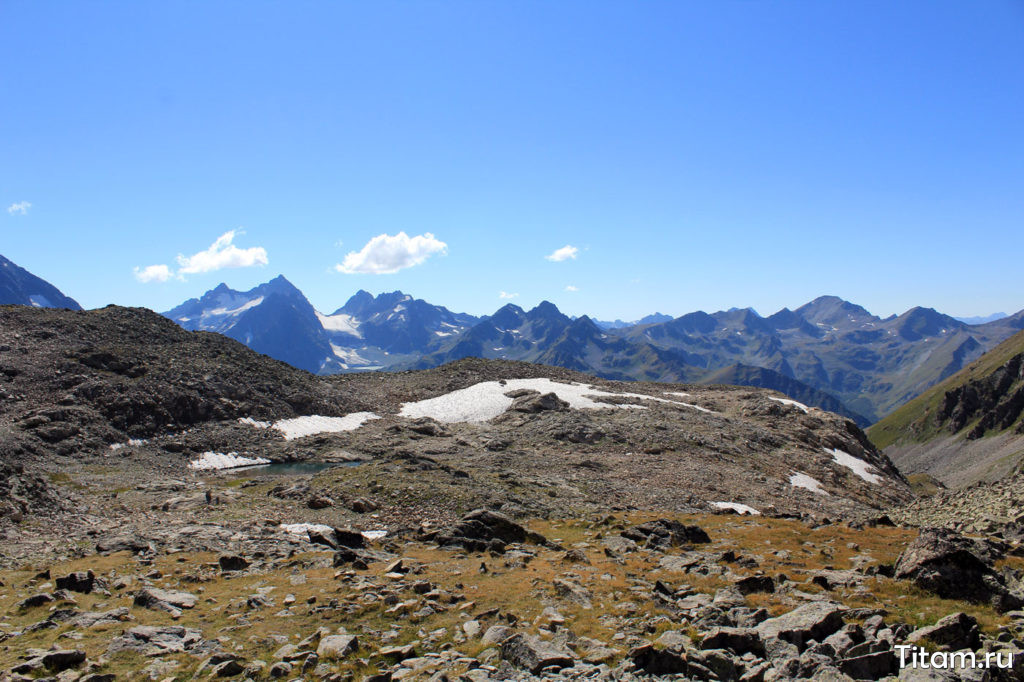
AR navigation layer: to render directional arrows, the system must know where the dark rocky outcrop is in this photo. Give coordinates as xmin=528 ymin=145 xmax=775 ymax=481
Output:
xmin=621 ymin=519 xmax=711 ymax=549
xmin=426 ymin=509 xmax=549 ymax=553
xmin=894 ymin=528 xmax=1024 ymax=612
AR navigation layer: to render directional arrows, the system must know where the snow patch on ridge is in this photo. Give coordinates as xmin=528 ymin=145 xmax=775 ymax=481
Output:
xmin=825 ymin=447 xmax=882 ymax=484
xmin=188 ymin=452 xmax=271 ymax=471
xmin=272 ymin=413 xmax=380 ymax=440
xmin=711 ymin=501 xmax=761 ymax=515
xmin=279 ymin=524 xmax=388 ymax=541
xmin=769 ymin=396 xmax=810 ymax=413
xmin=399 ymin=378 xmax=714 ymax=424
xmin=110 ymin=438 xmax=148 ymax=451
xmin=238 ymin=417 xmax=271 ymax=429
xmin=789 ymin=472 xmax=828 ymax=495
xmin=662 ymin=391 xmax=716 ymax=413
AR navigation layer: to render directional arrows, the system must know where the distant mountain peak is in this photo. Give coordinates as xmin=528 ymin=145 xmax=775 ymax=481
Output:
xmin=796 ymin=295 xmax=878 ymax=326
xmin=955 ymin=312 xmax=1009 ymax=325
xmin=0 ymin=254 xmax=82 ymax=311
xmin=527 ymin=300 xmax=565 ymax=320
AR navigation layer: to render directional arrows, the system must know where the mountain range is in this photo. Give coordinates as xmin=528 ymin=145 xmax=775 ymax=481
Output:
xmin=156 ymin=273 xmax=1024 ymax=425
xmin=4 ymin=253 xmax=1023 ymax=427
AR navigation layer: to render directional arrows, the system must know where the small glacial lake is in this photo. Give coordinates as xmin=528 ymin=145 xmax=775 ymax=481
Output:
xmin=225 ymin=461 xmax=360 ymax=477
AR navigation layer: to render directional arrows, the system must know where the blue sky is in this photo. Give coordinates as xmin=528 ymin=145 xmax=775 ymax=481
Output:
xmin=2 ymin=1 xmax=1022 ymax=320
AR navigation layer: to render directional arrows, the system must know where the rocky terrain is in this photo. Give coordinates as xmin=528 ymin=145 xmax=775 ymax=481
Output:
xmin=2 ymin=510 xmax=1024 ymax=681
xmin=2 ymin=304 xmax=1023 ymax=679
xmin=870 ymin=331 xmax=1024 ymax=487
xmin=892 ymin=461 xmax=1024 ymax=535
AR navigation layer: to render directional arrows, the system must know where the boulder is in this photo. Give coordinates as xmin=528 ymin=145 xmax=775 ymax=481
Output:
xmin=55 ymin=570 xmax=97 ymax=594
xmin=17 ymin=592 xmax=55 ymax=609
xmin=332 ymin=528 xmax=367 ymax=549
xmin=510 ymin=392 xmax=569 ymax=413
xmin=306 ymin=495 xmax=334 ymax=509
xmin=96 ymin=534 xmax=154 ymax=554
xmin=349 ymin=497 xmax=378 ymax=513
xmin=895 ymin=528 xmax=1024 ymax=612
xmin=481 ymin=625 xmax=514 ymax=646
xmin=837 ymin=650 xmax=897 ymax=680
xmin=433 ymin=509 xmax=548 ymax=552
xmin=755 ymin=602 xmax=847 ymax=652
xmin=134 ymin=587 xmax=199 ymax=616
xmin=621 ymin=519 xmax=711 ymax=549
xmin=906 ymin=612 xmax=981 ymax=652
xmin=553 ymin=578 xmax=593 ymax=608
xmin=218 ymin=554 xmax=249 ymax=571
xmin=700 ymin=627 xmax=765 ymax=656
xmin=316 ymin=635 xmax=358 ymax=659
xmin=10 ymin=648 xmax=87 ymax=675
xmin=628 ymin=643 xmax=690 ymax=675
xmin=108 ymin=625 xmax=206 ymax=656
xmin=210 ymin=659 xmax=246 ymax=677
xmin=70 ymin=607 xmax=132 ymax=629
xmin=501 ymin=633 xmax=575 ymax=674
xmin=734 ymin=574 xmax=775 ymax=595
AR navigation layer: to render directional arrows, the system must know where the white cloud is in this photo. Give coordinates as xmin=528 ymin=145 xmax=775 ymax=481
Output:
xmin=176 ymin=230 xmax=268 ymax=275
xmin=335 ymin=231 xmax=447 ymax=274
xmin=133 ymin=230 xmax=267 ymax=284
xmin=545 ymin=245 xmax=578 ymax=262
xmin=7 ymin=201 xmax=31 ymax=215
xmin=134 ymin=264 xmax=173 ymax=283
xmin=499 ymin=291 xmax=519 ymax=299
xmin=565 ymin=285 xmax=579 ymax=292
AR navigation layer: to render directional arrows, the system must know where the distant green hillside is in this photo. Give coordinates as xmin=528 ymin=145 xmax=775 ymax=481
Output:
xmin=868 ymin=330 xmax=1024 ymax=449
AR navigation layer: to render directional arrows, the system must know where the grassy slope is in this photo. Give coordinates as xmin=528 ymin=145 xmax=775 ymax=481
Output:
xmin=868 ymin=330 xmax=1024 ymax=449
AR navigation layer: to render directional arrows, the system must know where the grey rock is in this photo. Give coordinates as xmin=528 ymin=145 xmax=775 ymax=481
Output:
xmin=701 ymin=627 xmax=765 ymax=656
xmin=906 ymin=612 xmax=981 ymax=652
xmin=317 ymin=635 xmax=359 ymax=659
xmin=553 ymin=578 xmax=592 ymax=608
xmin=838 ymin=650 xmax=897 ymax=680
xmin=481 ymin=625 xmax=514 ymax=646
xmin=500 ymin=633 xmax=575 ymax=674
xmin=628 ymin=643 xmax=689 ymax=675
xmin=17 ymin=592 xmax=55 ymax=609
xmin=70 ymin=607 xmax=132 ymax=628
xmin=755 ymin=601 xmax=847 ymax=652
xmin=133 ymin=587 xmax=199 ymax=616
xmin=108 ymin=624 xmax=206 ymax=656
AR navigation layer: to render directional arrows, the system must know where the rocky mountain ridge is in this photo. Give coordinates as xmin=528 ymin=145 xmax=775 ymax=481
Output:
xmin=869 ymin=330 xmax=1024 ymax=488
xmin=0 ymin=254 xmax=81 ymax=311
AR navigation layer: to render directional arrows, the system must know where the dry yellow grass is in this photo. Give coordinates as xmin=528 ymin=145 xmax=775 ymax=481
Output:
xmin=0 ymin=512 xmax=1015 ymax=679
